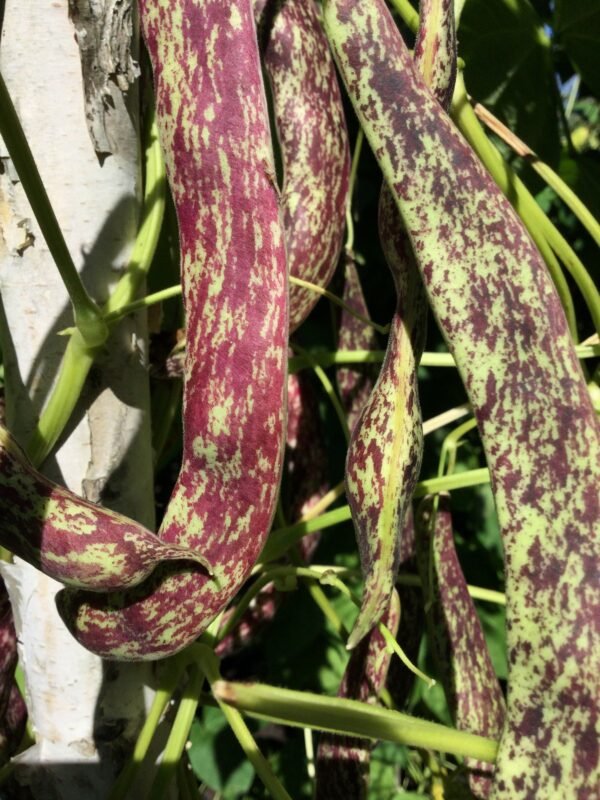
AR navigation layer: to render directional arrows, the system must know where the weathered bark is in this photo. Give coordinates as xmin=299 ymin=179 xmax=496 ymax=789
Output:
xmin=0 ymin=2 xmax=155 ymax=797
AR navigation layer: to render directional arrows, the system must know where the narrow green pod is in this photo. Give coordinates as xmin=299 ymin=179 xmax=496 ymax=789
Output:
xmin=323 ymin=1 xmax=600 ymax=795
xmin=0 ymin=425 xmax=210 ymax=590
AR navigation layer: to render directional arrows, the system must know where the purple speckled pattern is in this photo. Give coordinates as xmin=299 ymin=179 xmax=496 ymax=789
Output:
xmin=57 ymin=0 xmax=289 ymax=661
xmin=323 ymin=0 xmax=600 ymax=795
xmin=416 ymin=494 xmax=506 ymax=798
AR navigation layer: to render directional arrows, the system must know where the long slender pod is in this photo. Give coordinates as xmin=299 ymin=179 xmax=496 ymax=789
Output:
xmin=416 ymin=495 xmax=505 ymax=798
xmin=337 ymin=256 xmax=380 ymax=434
xmin=255 ymin=0 xmax=350 ymax=332
xmin=315 ymin=590 xmax=401 ymax=799
xmin=0 ymin=425 xmax=209 ymax=590
xmin=323 ymin=0 xmax=600 ymax=796
xmin=345 ymin=0 xmax=455 ymax=648
xmin=57 ymin=0 xmax=288 ymax=660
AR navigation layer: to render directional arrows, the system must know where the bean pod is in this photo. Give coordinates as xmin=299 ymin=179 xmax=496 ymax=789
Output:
xmin=57 ymin=0 xmax=288 ymax=660
xmin=255 ymin=0 xmax=350 ymax=331
xmin=323 ymin=0 xmax=600 ymax=794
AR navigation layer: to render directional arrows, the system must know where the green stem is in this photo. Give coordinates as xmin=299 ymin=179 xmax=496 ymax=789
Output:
xmin=212 ymin=681 xmax=498 ymax=764
xmin=396 ymin=573 xmax=506 ymax=605
xmin=25 ymin=109 xmax=166 ymax=464
xmin=291 ymin=344 xmax=351 ymax=442
xmin=26 ymin=332 xmax=96 ymax=466
xmin=475 ymin=104 xmax=600 ymax=247
xmin=414 ymin=467 xmax=490 ymax=497
xmin=438 ymin=417 xmax=478 ymax=478
xmin=388 ymin=0 xmax=419 ymax=32
xmin=0 ymin=71 xmax=106 ymax=346
xmin=149 ymin=665 xmax=205 ymax=800
xmin=109 ymin=658 xmax=186 ymax=800
xmin=103 ymin=284 xmax=181 ymax=324
xmin=290 ymin=276 xmax=388 ymax=334
xmin=346 ymin=127 xmax=365 ymax=253
xmin=191 ymin=645 xmax=292 ymax=800
xmin=288 ymin=343 xmax=599 ymax=373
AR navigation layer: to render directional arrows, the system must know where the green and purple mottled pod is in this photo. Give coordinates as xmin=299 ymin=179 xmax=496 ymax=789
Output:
xmin=323 ymin=0 xmax=600 ymax=795
xmin=0 ymin=426 xmax=209 ymax=590
xmin=344 ymin=192 xmax=426 ymax=649
xmin=315 ymin=590 xmax=400 ymax=799
xmin=344 ymin=0 xmax=455 ymax=649
xmin=57 ymin=0 xmax=288 ymax=660
xmin=336 ymin=256 xmax=380 ymax=434
xmin=416 ymin=495 xmax=505 ymax=798
xmin=255 ymin=0 xmax=350 ymax=331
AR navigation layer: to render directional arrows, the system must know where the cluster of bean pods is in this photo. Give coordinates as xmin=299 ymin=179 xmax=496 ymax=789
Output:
xmin=0 ymin=0 xmax=597 ymax=796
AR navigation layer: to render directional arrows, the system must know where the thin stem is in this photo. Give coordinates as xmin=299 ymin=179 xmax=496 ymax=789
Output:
xmin=291 ymin=344 xmax=351 ymax=442
xmin=191 ymin=645 xmax=293 ymax=800
xmin=474 ymin=102 xmax=600 ymax=247
xmin=396 ymin=573 xmax=506 ymax=605
xmin=103 ymin=284 xmax=182 ymax=324
xmin=346 ymin=127 xmax=365 ymax=252
xmin=289 ymin=344 xmax=599 ymax=372
xmin=109 ymin=658 xmax=186 ymax=800
xmin=261 ymin=467 xmax=491 ymax=561
xmin=290 ymin=276 xmax=388 ymax=334
xmin=25 ymin=107 xmax=166 ymax=465
xmin=149 ymin=665 xmax=205 ymax=800
xmin=26 ymin=332 xmax=96 ymax=466
xmin=212 ymin=681 xmax=499 ymax=764
xmin=0 ymin=71 xmax=106 ymax=346
xmin=388 ymin=0 xmax=419 ymax=32
xmin=438 ymin=417 xmax=478 ymax=478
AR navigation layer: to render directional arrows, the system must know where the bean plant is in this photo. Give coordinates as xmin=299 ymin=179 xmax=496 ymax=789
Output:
xmin=0 ymin=0 xmax=598 ymax=798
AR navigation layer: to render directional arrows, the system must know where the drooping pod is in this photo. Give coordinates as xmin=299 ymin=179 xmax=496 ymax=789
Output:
xmin=255 ymin=0 xmax=350 ymax=332
xmin=416 ymin=495 xmax=505 ymax=798
xmin=344 ymin=0 xmax=455 ymax=648
xmin=344 ymin=198 xmax=426 ymax=648
xmin=57 ymin=0 xmax=288 ymax=660
xmin=315 ymin=590 xmax=400 ymax=799
xmin=0 ymin=425 xmax=210 ymax=590
xmin=323 ymin=0 xmax=600 ymax=795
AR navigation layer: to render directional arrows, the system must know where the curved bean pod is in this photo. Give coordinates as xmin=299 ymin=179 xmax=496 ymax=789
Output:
xmin=0 ymin=425 xmax=210 ymax=590
xmin=345 ymin=0 xmax=455 ymax=648
xmin=323 ymin=0 xmax=600 ymax=795
xmin=255 ymin=0 xmax=350 ymax=331
xmin=57 ymin=0 xmax=288 ymax=660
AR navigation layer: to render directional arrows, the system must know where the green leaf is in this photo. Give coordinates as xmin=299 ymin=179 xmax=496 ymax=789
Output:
xmin=459 ymin=0 xmax=560 ymax=164
xmin=555 ymin=0 xmax=600 ymax=96
xmin=188 ymin=708 xmax=256 ymax=797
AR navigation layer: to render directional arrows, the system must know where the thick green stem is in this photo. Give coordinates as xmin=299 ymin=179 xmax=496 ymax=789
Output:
xmin=212 ymin=680 xmax=499 ymax=763
xmin=25 ymin=111 xmax=166 ymax=464
xmin=0 ymin=71 xmax=106 ymax=347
